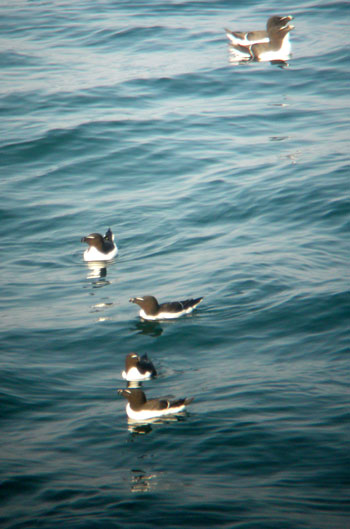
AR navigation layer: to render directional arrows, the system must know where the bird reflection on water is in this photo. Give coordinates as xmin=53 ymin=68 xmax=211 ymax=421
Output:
xmin=229 ymin=52 xmax=290 ymax=68
xmin=130 ymin=469 xmax=158 ymax=493
xmin=127 ymin=412 xmax=189 ymax=436
xmin=132 ymin=320 xmax=164 ymax=337
xmin=84 ymin=260 xmax=111 ymax=287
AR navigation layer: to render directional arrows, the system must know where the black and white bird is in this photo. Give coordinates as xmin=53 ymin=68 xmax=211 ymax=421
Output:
xmin=122 ymin=353 xmax=157 ymax=382
xmin=118 ymin=388 xmax=194 ymax=420
xmin=129 ymin=295 xmax=203 ymax=321
xmin=225 ymin=15 xmax=294 ymax=62
xmin=81 ymin=228 xmax=118 ymax=261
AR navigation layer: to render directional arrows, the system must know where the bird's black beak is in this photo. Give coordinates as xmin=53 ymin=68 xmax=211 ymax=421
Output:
xmin=81 ymin=237 xmax=87 ymax=243
xmin=281 ymin=15 xmax=294 ymax=30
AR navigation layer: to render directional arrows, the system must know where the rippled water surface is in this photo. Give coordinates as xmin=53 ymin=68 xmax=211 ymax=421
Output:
xmin=1 ymin=1 xmax=349 ymax=528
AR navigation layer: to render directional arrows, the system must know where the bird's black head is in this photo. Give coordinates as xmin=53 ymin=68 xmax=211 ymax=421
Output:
xmin=118 ymin=388 xmax=147 ymax=408
xmin=130 ymin=296 xmax=159 ymax=310
xmin=267 ymin=15 xmax=294 ymax=33
xmin=129 ymin=296 xmax=159 ymax=315
xmin=81 ymin=232 xmax=104 ymax=250
xmin=125 ymin=352 xmax=140 ymax=369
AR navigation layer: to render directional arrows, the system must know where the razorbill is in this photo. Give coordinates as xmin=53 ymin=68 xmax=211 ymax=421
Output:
xmin=129 ymin=295 xmax=203 ymax=320
xmin=225 ymin=15 xmax=294 ymax=62
xmin=118 ymin=388 xmax=194 ymax=420
xmin=122 ymin=352 xmax=157 ymax=381
xmin=81 ymin=228 xmax=118 ymax=261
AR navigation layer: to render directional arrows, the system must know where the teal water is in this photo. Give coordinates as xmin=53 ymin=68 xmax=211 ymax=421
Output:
xmin=1 ymin=1 xmax=349 ymax=528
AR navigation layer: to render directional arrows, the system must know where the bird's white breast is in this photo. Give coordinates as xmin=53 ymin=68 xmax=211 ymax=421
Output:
xmin=139 ymin=307 xmax=194 ymax=320
xmin=126 ymin=403 xmax=186 ymax=420
xmin=122 ymin=367 xmax=151 ymax=381
xmin=258 ymin=34 xmax=291 ymax=62
xmin=83 ymin=245 xmax=118 ymax=262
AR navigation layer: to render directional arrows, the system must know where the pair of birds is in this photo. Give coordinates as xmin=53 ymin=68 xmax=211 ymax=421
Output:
xmin=225 ymin=15 xmax=294 ymax=62
xmin=81 ymin=228 xmax=203 ymax=321
xmin=118 ymin=353 xmax=193 ymax=420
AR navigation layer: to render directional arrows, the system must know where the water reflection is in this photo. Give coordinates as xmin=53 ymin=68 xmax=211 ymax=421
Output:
xmin=84 ymin=261 xmax=112 ymax=287
xmin=90 ymin=302 xmax=114 ymax=312
xmin=127 ymin=413 xmax=189 ymax=436
xmin=127 ymin=380 xmax=143 ymax=389
xmin=270 ymin=135 xmax=289 ymax=142
xmin=228 ymin=51 xmax=290 ymax=68
xmin=128 ymin=422 xmax=153 ymax=436
xmin=132 ymin=320 xmax=163 ymax=337
xmin=130 ymin=469 xmax=158 ymax=493
xmin=270 ymin=59 xmax=290 ymax=69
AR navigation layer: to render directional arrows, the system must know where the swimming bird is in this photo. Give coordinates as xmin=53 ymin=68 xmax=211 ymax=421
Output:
xmin=225 ymin=15 xmax=294 ymax=62
xmin=122 ymin=352 xmax=157 ymax=381
xmin=129 ymin=295 xmax=203 ymax=320
xmin=81 ymin=228 xmax=118 ymax=261
xmin=118 ymin=388 xmax=194 ymax=420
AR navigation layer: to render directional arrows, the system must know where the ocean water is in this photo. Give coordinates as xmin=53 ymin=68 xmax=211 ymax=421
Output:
xmin=1 ymin=0 xmax=349 ymax=527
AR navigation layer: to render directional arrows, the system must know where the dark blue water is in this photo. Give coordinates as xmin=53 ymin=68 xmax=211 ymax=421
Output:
xmin=1 ymin=1 xmax=349 ymax=528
